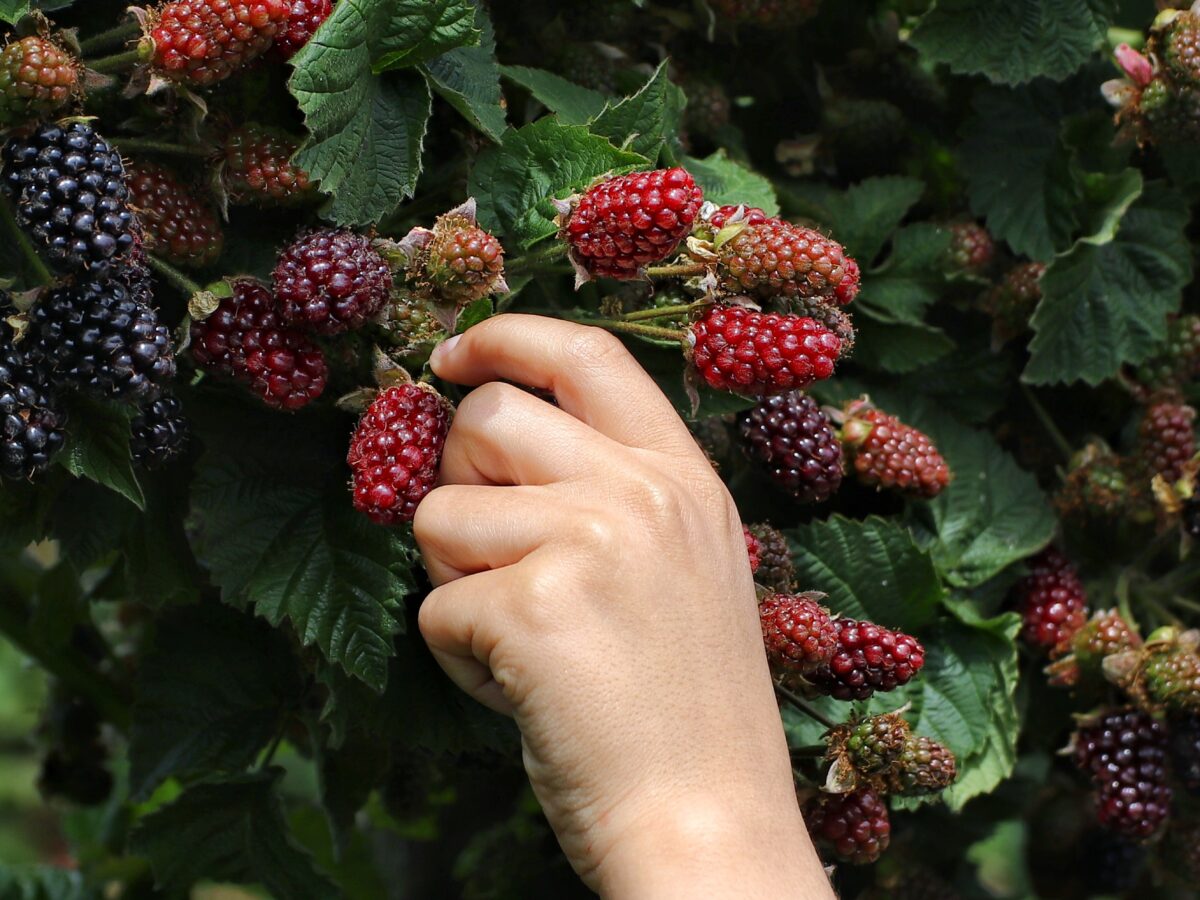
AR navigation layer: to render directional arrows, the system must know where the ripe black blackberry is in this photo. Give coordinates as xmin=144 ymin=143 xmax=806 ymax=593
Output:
xmin=738 ymin=391 xmax=843 ymax=504
xmin=2 ymin=122 xmax=138 ymax=278
xmin=747 ymin=523 xmax=794 ymax=591
xmin=27 ymin=278 xmax=175 ymax=403
xmin=1073 ymin=708 xmax=1173 ymax=839
xmin=130 ymin=394 xmax=189 ymax=469
xmin=0 ymin=305 xmax=66 ymax=481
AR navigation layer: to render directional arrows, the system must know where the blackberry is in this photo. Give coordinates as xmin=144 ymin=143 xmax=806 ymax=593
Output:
xmin=884 ymin=735 xmax=957 ymax=796
xmin=222 ymin=124 xmax=315 ymax=206
xmin=130 ymin=394 xmax=189 ymax=469
xmin=1046 ymin=609 xmax=1141 ymax=688
xmin=2 ymin=122 xmax=139 ymax=278
xmin=126 ymin=160 xmax=224 ymax=268
xmin=1134 ymin=314 xmax=1200 ymax=393
xmin=758 ymin=592 xmax=837 ymax=676
xmin=746 ymin=523 xmax=794 ymax=591
xmin=683 ymin=78 xmax=732 ymax=138
xmin=1014 ymin=548 xmax=1089 ymax=653
xmin=273 ymin=229 xmax=392 ymax=334
xmin=1078 ymin=830 xmax=1148 ymax=895
xmin=738 ymin=391 xmax=843 ymax=504
xmin=808 ymin=618 xmax=925 ymax=701
xmin=0 ymin=307 xmax=66 ymax=481
xmin=827 ymin=711 xmax=911 ymax=778
xmin=1073 ymin=708 xmax=1172 ymax=840
xmin=26 ymin=279 xmax=175 ymax=402
xmin=1056 ymin=443 xmax=1129 ymax=520
xmin=146 ymin=0 xmax=291 ymax=86
xmin=981 ymin=262 xmax=1044 ymax=343
xmin=717 ymin=219 xmax=854 ymax=303
xmin=378 ymin=292 xmax=447 ymax=352
xmin=1136 ymin=399 xmax=1196 ymax=485
xmin=1142 ymin=638 xmax=1200 ymax=714
xmin=272 ymin=0 xmax=333 ymax=60
xmin=945 ymin=220 xmax=994 ymax=275
xmin=1163 ymin=10 xmax=1200 ymax=88
xmin=423 ymin=210 xmax=506 ymax=305
xmin=803 ymin=788 xmax=891 ymax=865
xmin=0 ymin=36 xmax=80 ymax=126
xmin=743 ymin=524 xmax=762 ymax=573
xmin=841 ymin=400 xmax=951 ymax=499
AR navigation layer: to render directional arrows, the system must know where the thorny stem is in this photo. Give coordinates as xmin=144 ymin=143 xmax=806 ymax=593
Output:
xmin=78 ymin=20 xmax=141 ymax=55
xmin=773 ymin=682 xmax=837 ymax=730
xmin=645 ymin=261 xmax=708 ymax=279
xmin=582 ymin=318 xmax=686 ymax=342
xmin=0 ymin=598 xmax=131 ymax=732
xmin=0 ymin=195 xmax=53 ymax=286
xmin=86 ymin=47 xmax=145 ymax=74
xmin=112 ymin=137 xmax=212 ymax=158
xmin=1020 ymin=384 xmax=1073 ymax=463
xmin=506 ymin=242 xmax=568 ymax=275
xmin=147 ymin=254 xmax=203 ymax=296
xmin=620 ymin=301 xmax=709 ymax=322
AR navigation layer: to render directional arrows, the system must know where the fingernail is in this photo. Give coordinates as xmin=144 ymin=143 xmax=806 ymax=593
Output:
xmin=432 ymin=334 xmax=461 ymax=365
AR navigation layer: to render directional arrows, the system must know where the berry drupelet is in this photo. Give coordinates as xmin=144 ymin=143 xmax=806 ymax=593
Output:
xmin=2 ymin=122 xmax=139 ymax=278
xmin=146 ymin=0 xmax=291 ymax=86
xmin=689 ymin=306 xmax=841 ymax=397
xmin=758 ymin=592 xmax=837 ymax=675
xmin=1015 ymin=547 xmax=1089 ymax=653
xmin=738 ymin=391 xmax=843 ymax=504
xmin=271 ymin=0 xmax=333 ymax=60
xmin=808 ymin=618 xmax=925 ymax=701
xmin=803 ymin=788 xmax=891 ymax=865
xmin=190 ymin=278 xmax=327 ymax=410
xmin=126 ymin=161 xmax=224 ymax=268
xmin=743 ymin=524 xmax=762 ymax=573
xmin=273 ymin=229 xmax=392 ymax=334
xmin=130 ymin=394 xmax=189 ymax=469
xmin=717 ymin=219 xmax=854 ymax=304
xmin=348 ymin=383 xmax=451 ymax=525
xmin=840 ymin=401 xmax=951 ymax=499
xmin=0 ymin=36 xmax=79 ymax=126
xmin=563 ymin=168 xmax=703 ymax=280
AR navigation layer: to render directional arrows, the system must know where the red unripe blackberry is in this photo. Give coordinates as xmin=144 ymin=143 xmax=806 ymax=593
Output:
xmin=981 ymin=261 xmax=1045 ymax=343
xmin=682 ymin=78 xmax=732 ymax=137
xmin=803 ymin=788 xmax=891 ymax=865
xmin=689 ymin=306 xmax=841 ymax=397
xmin=738 ymin=391 xmax=843 ymax=504
xmin=147 ymin=0 xmax=291 ymax=86
xmin=273 ymin=229 xmax=392 ymax=334
xmin=746 ymin=523 xmax=795 ymax=591
xmin=1073 ymin=708 xmax=1172 ymax=840
xmin=2 ymin=122 xmax=139 ymax=279
xmin=1046 ymin=609 xmax=1141 ymax=688
xmin=717 ymin=219 xmax=854 ymax=303
xmin=945 ymin=220 xmax=994 ymax=275
xmin=126 ymin=161 xmax=224 ymax=268
xmin=808 ymin=618 xmax=925 ymax=700
xmin=706 ymin=204 xmax=768 ymax=231
xmin=885 ymin=735 xmax=957 ymax=796
xmin=0 ymin=308 xmax=66 ymax=481
xmin=758 ymin=592 xmax=837 ymax=675
xmin=130 ymin=394 xmax=189 ymax=469
xmin=425 ymin=215 xmax=506 ymax=305
xmin=348 ymin=383 xmax=451 ymax=525
xmin=564 ymin=168 xmax=703 ymax=280
xmin=1169 ymin=713 xmax=1200 ymax=794
xmin=1137 ymin=399 xmax=1196 ymax=484
xmin=841 ymin=402 xmax=951 ymax=499
xmin=272 ymin=0 xmax=333 ymax=60
xmin=1015 ymin=548 xmax=1089 ymax=652
xmin=0 ymin=36 xmax=79 ymax=126
xmin=190 ymin=278 xmax=327 ymax=410
xmin=743 ymin=524 xmax=762 ymax=573
xmin=222 ymin=124 xmax=315 ymax=206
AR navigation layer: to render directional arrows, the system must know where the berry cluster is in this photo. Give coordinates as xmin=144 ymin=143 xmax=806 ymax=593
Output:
xmin=1105 ymin=20 xmax=1200 ymax=144
xmin=1073 ymin=708 xmax=1173 ymax=840
xmin=146 ymin=0 xmax=292 ymax=86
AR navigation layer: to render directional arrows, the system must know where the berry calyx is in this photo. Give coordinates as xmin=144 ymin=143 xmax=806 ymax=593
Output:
xmin=146 ymin=0 xmax=291 ymax=86
xmin=884 ymin=735 xmax=957 ymax=796
xmin=1015 ymin=547 xmax=1090 ymax=653
xmin=1073 ymin=708 xmax=1172 ymax=840
xmin=808 ymin=617 xmax=925 ymax=701
xmin=840 ymin=400 xmax=951 ymax=499
xmin=758 ymin=591 xmax=837 ymax=676
xmin=130 ymin=394 xmax=189 ymax=469
xmin=222 ymin=124 xmax=315 ymax=206
xmin=2 ymin=122 xmax=139 ymax=278
xmin=1136 ymin=398 xmax=1196 ymax=485
xmin=563 ymin=168 xmax=703 ymax=280
xmin=271 ymin=0 xmax=333 ymax=60
xmin=190 ymin=278 xmax=328 ymax=410
xmin=688 ymin=305 xmax=841 ymax=397
xmin=0 ymin=36 xmax=79 ymax=126
xmin=273 ymin=229 xmax=392 ymax=334
xmin=126 ymin=160 xmax=224 ymax=268
xmin=348 ymin=383 xmax=451 ymax=525
xmin=717 ymin=219 xmax=855 ymax=304
xmin=738 ymin=391 xmax=843 ymax=504
xmin=746 ymin=523 xmax=795 ymax=592
xmin=803 ymin=788 xmax=891 ymax=865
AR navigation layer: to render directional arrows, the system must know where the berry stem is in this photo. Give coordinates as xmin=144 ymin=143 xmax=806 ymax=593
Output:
xmin=1020 ymin=384 xmax=1073 ymax=463
xmin=773 ymin=681 xmax=837 ymax=729
xmin=506 ymin=242 xmax=568 ymax=275
xmin=621 ymin=301 xmax=708 ymax=322
xmin=112 ymin=137 xmax=213 ymax=158
xmin=0 ymin=596 xmax=131 ymax=733
xmin=78 ymin=19 xmax=141 ymax=55
xmin=147 ymin=254 xmax=203 ymax=297
xmin=789 ymin=744 xmax=829 ymax=759
xmin=86 ymin=46 xmax=147 ymax=74
xmin=0 ymin=194 xmax=53 ymax=286
xmin=584 ymin=318 xmax=686 ymax=342
xmin=645 ymin=261 xmax=709 ymax=279
xmin=1107 ymin=26 xmax=1145 ymax=51
xmin=1169 ymin=593 xmax=1200 ymax=616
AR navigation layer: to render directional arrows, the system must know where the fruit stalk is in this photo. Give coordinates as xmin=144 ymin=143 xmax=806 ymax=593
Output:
xmin=644 ymin=261 xmax=708 ymax=278
xmin=773 ymin=681 xmax=837 ymax=728
xmin=113 ymin=137 xmax=212 ymax=158
xmin=78 ymin=20 xmax=142 ymax=55
xmin=576 ymin=318 xmax=685 ymax=342
xmin=505 ymin=242 xmax=568 ymax=275
xmin=147 ymin=254 xmax=203 ymax=296
xmin=620 ymin=301 xmax=708 ymax=322
xmin=86 ymin=46 xmax=149 ymax=74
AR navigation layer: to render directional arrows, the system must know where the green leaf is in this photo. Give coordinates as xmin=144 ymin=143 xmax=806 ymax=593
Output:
xmin=368 ymin=0 xmax=480 ymax=73
xmin=499 ymin=66 xmax=608 ymax=125
xmin=188 ymin=402 xmax=416 ymax=691
xmin=787 ymin=516 xmax=945 ymax=630
xmin=682 ymin=150 xmax=779 ymax=215
xmin=858 ymin=223 xmax=954 ymax=325
xmin=455 ymin=296 xmax=494 ymax=332
xmin=0 ymin=865 xmax=89 ymax=900
xmin=0 ymin=1 xmax=29 ymax=25
xmin=852 ymin=316 xmax=954 ymax=374
xmin=130 ymin=771 xmax=337 ymax=900
xmin=470 ymin=117 xmax=648 ymax=248
xmin=129 ymin=603 xmax=301 ymax=800
xmin=289 ymin=805 xmax=390 ymax=900
xmin=57 ymin=398 xmax=143 ymax=511
xmin=589 ymin=61 xmax=685 ymax=160
xmin=789 ymin=177 xmax=924 ymax=264
xmin=910 ymin=0 xmax=1115 ymax=85
xmin=1025 ymin=182 xmax=1193 ymax=385
xmin=318 ymin=726 xmax=392 ymax=857
xmin=960 ymin=84 xmax=1086 ymax=260
xmin=421 ymin=5 xmax=506 ymax=141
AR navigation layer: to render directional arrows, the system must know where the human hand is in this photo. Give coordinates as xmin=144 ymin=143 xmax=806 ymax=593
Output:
xmin=416 ymin=314 xmax=832 ymax=898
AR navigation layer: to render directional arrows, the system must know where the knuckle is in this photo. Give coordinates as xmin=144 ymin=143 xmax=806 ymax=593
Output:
xmin=416 ymin=589 xmax=445 ymax=641
xmin=566 ymin=327 xmax=627 ymax=370
xmin=569 ymin=513 xmax=622 ymax=556
xmin=457 ymin=380 xmax=522 ymax=420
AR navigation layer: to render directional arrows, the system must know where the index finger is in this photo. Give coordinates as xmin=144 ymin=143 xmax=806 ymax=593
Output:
xmin=430 ymin=314 xmax=696 ymax=455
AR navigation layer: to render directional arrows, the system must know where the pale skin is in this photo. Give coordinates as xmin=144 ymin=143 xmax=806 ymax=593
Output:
xmin=414 ymin=314 xmax=834 ymax=899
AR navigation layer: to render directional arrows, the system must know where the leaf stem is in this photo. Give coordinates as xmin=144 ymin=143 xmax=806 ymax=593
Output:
xmin=773 ymin=682 xmax=837 ymax=730
xmin=0 ymin=597 xmax=130 ymax=732
xmin=0 ymin=194 xmax=53 ymax=286
xmin=147 ymin=254 xmax=203 ymax=296
xmin=86 ymin=47 xmax=146 ymax=74
xmin=1020 ymin=384 xmax=1073 ymax=463
xmin=78 ymin=20 xmax=141 ymax=55
xmin=112 ymin=137 xmax=213 ymax=159
xmin=645 ymin=261 xmax=708 ymax=279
